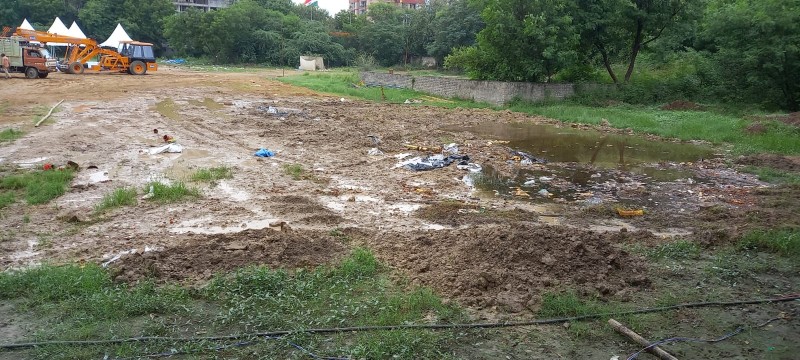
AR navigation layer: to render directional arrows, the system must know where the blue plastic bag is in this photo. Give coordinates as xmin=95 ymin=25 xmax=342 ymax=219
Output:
xmin=254 ymin=148 xmax=274 ymax=157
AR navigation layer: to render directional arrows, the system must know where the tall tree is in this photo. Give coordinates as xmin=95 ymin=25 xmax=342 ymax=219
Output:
xmin=426 ymin=0 xmax=484 ymax=64
xmin=704 ymin=0 xmax=800 ymax=110
xmin=575 ymin=0 xmax=699 ymax=84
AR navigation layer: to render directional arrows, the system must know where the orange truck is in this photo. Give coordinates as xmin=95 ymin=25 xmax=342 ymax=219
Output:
xmin=0 ymin=35 xmax=57 ymax=78
xmin=14 ymin=28 xmax=157 ymax=75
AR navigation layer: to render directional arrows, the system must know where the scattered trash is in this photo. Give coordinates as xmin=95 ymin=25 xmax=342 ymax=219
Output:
xmin=403 ymin=99 xmax=423 ymax=104
xmin=511 ymin=150 xmax=547 ymax=164
xmin=163 ymin=58 xmax=186 ymax=65
xmin=367 ymin=148 xmax=384 ymax=156
xmin=254 ymin=148 xmax=275 ymax=157
xmin=162 ymin=135 xmax=176 ymax=143
xmin=523 ymin=179 xmax=537 ymax=187
xmin=616 ymin=208 xmax=644 ymax=217
xmin=513 ymin=187 xmax=531 ymax=198
xmin=404 ymin=144 xmax=442 ymax=152
xmin=443 ymin=143 xmax=459 ymax=154
xmin=367 ymin=135 xmax=382 ymax=146
xmin=43 ymin=163 xmax=54 ymax=170
xmin=401 ymin=154 xmax=470 ymax=171
xmin=538 ymin=189 xmax=552 ymax=197
xmin=267 ymin=106 xmax=277 ymax=114
xmin=101 ymin=246 xmax=157 ymax=267
xmin=456 ymin=163 xmax=482 ymax=172
xmin=142 ymin=185 xmax=155 ymax=200
xmin=393 ymin=153 xmax=413 ymax=160
xmin=486 ymin=140 xmax=510 ymax=146
xmin=461 ymin=174 xmax=475 ymax=187
xmin=583 ymin=196 xmax=604 ymax=205
xmin=149 ymin=143 xmax=183 ymax=155
xmin=340 ymin=97 xmax=346 ymax=102
xmin=539 ymin=176 xmax=554 ymax=182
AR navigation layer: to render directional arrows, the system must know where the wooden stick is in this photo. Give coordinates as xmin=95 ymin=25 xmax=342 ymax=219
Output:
xmin=35 ymin=99 xmax=64 ymax=127
xmin=608 ymin=318 xmax=678 ymax=360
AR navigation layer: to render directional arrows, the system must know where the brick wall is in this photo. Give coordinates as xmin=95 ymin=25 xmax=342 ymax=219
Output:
xmin=360 ymin=72 xmax=577 ymax=105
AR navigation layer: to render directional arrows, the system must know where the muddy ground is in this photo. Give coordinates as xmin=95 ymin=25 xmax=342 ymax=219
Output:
xmin=1 ymin=67 xmax=798 ymax=357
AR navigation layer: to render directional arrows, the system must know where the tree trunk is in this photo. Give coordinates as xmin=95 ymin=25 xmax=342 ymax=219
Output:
xmin=624 ymin=19 xmax=644 ymax=83
xmin=598 ymin=45 xmax=619 ymax=84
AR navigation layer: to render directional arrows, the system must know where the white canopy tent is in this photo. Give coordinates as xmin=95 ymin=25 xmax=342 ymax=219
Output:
xmin=19 ymin=18 xmax=35 ymax=31
xmin=46 ymin=17 xmax=70 ymax=46
xmin=99 ymin=23 xmax=132 ymax=49
xmin=67 ymin=22 xmax=87 ymax=39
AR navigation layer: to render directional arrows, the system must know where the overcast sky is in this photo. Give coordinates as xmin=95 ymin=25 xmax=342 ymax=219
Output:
xmin=292 ymin=0 xmax=349 ymax=16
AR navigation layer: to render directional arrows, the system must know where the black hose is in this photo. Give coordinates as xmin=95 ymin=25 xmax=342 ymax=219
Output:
xmin=2 ymin=294 xmax=797 ymax=350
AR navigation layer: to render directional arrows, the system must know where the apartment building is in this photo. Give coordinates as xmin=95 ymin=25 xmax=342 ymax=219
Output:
xmin=350 ymin=0 xmax=426 ymax=15
xmin=173 ymin=0 xmax=236 ymax=12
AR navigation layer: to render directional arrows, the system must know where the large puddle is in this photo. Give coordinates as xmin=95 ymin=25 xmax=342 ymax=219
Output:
xmin=448 ymin=123 xmax=716 ymax=202
xmin=448 ymin=123 xmax=714 ymax=168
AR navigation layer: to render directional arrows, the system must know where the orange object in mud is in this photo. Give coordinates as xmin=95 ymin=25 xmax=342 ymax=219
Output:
xmin=616 ymin=208 xmax=644 ymax=217
xmin=162 ymin=134 xmax=175 ymax=143
xmin=43 ymin=163 xmax=53 ymax=170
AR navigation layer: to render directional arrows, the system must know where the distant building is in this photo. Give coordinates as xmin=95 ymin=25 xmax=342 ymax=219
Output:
xmin=173 ymin=0 xmax=236 ymax=12
xmin=350 ymin=0 xmax=425 ymax=15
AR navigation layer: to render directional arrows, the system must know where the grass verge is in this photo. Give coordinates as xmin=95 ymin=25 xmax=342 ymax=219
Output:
xmin=0 ymin=128 xmax=24 ymax=142
xmin=190 ymin=166 xmax=233 ymax=182
xmin=281 ymin=71 xmax=800 ymax=155
xmin=143 ymin=182 xmax=200 ymax=203
xmin=737 ymin=228 xmax=800 ymax=258
xmin=0 ymin=249 xmax=462 ymax=359
xmin=95 ymin=187 xmax=138 ymax=213
xmin=741 ymin=166 xmax=800 ymax=185
xmin=278 ymin=71 xmax=487 ymax=108
xmin=0 ymin=169 xmax=74 ymax=205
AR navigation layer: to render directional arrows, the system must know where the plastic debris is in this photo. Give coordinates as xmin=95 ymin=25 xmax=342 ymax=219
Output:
xmin=539 ymin=176 xmax=554 ymax=182
xmin=523 ymin=179 xmax=537 ymax=187
xmin=403 ymin=99 xmax=423 ymax=104
xmin=162 ymin=134 xmax=176 ymax=143
xmin=393 ymin=153 xmax=413 ymax=160
xmin=149 ymin=143 xmax=183 ymax=154
xmin=457 ymin=163 xmax=482 ymax=172
xmin=513 ymin=187 xmax=531 ymax=198
xmin=254 ymin=148 xmax=275 ymax=157
xmin=616 ymin=208 xmax=644 ymax=217
xmin=267 ymin=106 xmax=277 ymax=114
xmin=538 ymin=189 xmax=552 ymax=197
xmin=461 ymin=174 xmax=475 ymax=187
xmin=400 ymin=154 xmax=469 ymax=171
xmin=367 ymin=148 xmax=384 ymax=156
xmin=512 ymin=150 xmax=547 ymax=164
xmin=443 ymin=143 xmax=459 ymax=154
xmin=404 ymin=144 xmax=443 ymax=152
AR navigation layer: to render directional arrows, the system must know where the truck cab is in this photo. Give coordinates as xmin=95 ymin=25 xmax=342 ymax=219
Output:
xmin=0 ymin=36 xmax=57 ymax=78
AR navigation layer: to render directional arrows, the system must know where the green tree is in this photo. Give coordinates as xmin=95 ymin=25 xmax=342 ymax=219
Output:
xmin=575 ymin=0 xmax=700 ymax=84
xmin=703 ymin=0 xmax=800 ymax=110
xmin=427 ymin=0 xmax=484 ymax=64
xmin=79 ymin=0 xmax=173 ymax=52
xmin=445 ymin=0 xmax=579 ymax=82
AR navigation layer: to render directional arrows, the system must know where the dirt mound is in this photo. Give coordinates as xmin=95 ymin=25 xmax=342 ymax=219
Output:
xmin=111 ymin=228 xmax=348 ymax=283
xmin=371 ymin=224 xmax=649 ymax=312
xmin=736 ymin=154 xmax=800 ymax=172
xmin=660 ymin=100 xmax=704 ymax=111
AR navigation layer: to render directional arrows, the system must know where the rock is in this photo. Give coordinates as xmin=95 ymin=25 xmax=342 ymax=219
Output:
xmin=540 ymin=254 xmax=557 ymax=266
xmin=57 ymin=210 xmax=89 ymax=223
xmin=600 ymin=118 xmax=611 ymax=126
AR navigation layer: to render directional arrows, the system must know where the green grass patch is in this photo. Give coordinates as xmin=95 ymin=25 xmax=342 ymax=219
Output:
xmin=644 ymin=239 xmax=701 ymax=260
xmin=278 ymin=71 xmax=487 ymax=108
xmin=508 ymin=103 xmax=800 ymax=155
xmin=1 ymin=249 xmax=463 ymax=359
xmin=741 ymin=166 xmax=800 ymax=185
xmin=190 ymin=166 xmax=233 ymax=182
xmin=282 ymin=163 xmax=304 ymax=180
xmin=0 ymin=128 xmax=24 ymax=142
xmin=0 ymin=191 xmax=14 ymax=209
xmin=143 ymin=181 xmax=200 ymax=203
xmin=0 ymin=169 xmax=74 ymax=205
xmin=738 ymin=228 xmax=800 ymax=258
xmin=94 ymin=187 xmax=138 ymax=213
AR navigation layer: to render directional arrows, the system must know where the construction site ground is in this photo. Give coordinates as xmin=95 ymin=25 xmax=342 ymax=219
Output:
xmin=0 ymin=67 xmax=798 ymax=359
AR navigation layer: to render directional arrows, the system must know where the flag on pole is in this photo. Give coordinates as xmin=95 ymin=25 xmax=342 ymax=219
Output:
xmin=304 ymin=0 xmax=319 ymax=7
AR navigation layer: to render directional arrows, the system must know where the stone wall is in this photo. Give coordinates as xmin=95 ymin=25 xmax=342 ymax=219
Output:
xmin=360 ymin=72 xmax=577 ymax=105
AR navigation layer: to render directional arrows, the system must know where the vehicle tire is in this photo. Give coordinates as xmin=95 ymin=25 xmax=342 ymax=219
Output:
xmin=129 ymin=60 xmax=146 ymax=75
xmin=69 ymin=62 xmax=84 ymax=74
xmin=25 ymin=67 xmax=39 ymax=79
xmin=38 ymin=72 xmax=48 ymax=79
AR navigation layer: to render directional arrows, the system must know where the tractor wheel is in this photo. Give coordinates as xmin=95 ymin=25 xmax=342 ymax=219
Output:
xmin=69 ymin=62 xmax=84 ymax=74
xmin=129 ymin=61 xmax=146 ymax=75
xmin=38 ymin=72 xmax=48 ymax=79
xmin=25 ymin=67 xmax=39 ymax=79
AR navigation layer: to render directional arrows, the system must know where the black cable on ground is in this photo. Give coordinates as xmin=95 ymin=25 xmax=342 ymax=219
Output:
xmin=1 ymin=294 xmax=797 ymax=350
xmin=626 ymin=316 xmax=786 ymax=360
